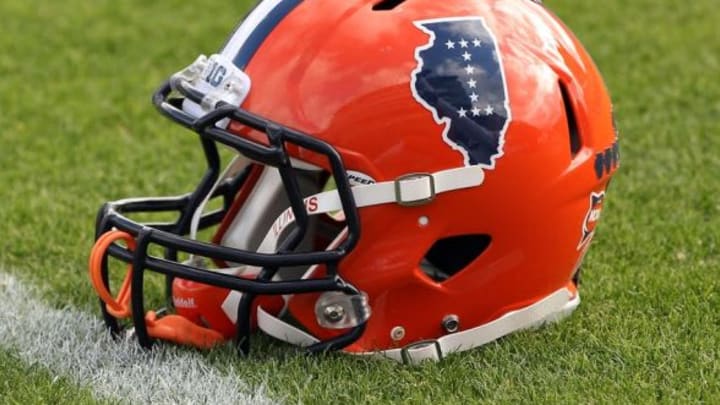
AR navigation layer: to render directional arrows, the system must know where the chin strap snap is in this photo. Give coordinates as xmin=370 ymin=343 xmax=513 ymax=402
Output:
xmin=89 ymin=230 xmax=227 ymax=349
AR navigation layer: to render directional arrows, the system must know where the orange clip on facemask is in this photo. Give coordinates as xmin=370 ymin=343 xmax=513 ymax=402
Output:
xmin=88 ymin=230 xmax=225 ymax=349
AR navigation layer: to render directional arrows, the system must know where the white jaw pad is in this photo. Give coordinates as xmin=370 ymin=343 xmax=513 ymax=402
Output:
xmin=219 ymin=159 xmax=323 ymax=253
xmin=220 ymin=166 xmax=285 ymax=252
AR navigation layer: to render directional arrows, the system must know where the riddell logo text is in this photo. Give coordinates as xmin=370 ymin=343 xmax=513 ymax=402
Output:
xmin=173 ymin=297 xmax=197 ymax=309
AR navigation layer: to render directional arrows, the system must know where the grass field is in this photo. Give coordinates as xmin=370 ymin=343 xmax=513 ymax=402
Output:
xmin=1 ymin=0 xmax=719 ymax=403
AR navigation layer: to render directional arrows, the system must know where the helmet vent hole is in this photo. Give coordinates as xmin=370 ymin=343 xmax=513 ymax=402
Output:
xmin=421 ymin=234 xmax=491 ymax=282
xmin=559 ymin=81 xmax=582 ymax=157
xmin=372 ymin=0 xmax=406 ymax=11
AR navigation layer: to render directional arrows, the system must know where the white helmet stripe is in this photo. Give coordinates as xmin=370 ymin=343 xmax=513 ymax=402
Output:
xmin=221 ymin=0 xmax=304 ymax=68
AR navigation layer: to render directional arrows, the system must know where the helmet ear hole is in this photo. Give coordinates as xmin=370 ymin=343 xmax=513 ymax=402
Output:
xmin=372 ymin=0 xmax=406 ymax=11
xmin=421 ymin=234 xmax=492 ymax=282
xmin=559 ymin=81 xmax=582 ymax=157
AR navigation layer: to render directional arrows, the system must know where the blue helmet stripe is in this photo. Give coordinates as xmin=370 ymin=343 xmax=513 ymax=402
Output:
xmin=231 ymin=0 xmax=303 ymax=69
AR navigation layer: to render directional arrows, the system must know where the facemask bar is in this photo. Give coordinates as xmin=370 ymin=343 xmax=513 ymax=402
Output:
xmin=94 ymin=71 xmax=365 ymax=355
xmin=94 ymin=136 xmax=245 ymax=335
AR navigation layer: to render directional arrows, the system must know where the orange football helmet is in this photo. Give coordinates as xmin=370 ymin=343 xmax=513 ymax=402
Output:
xmin=90 ymin=0 xmax=619 ymax=363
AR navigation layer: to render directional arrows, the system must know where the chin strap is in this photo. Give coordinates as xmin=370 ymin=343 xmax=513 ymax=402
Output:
xmin=256 ymin=286 xmax=580 ymax=365
xmin=220 ymin=165 xmax=486 ymax=322
xmin=257 ymin=165 xmax=486 ymax=259
xmin=323 ymin=165 xmax=484 ymax=210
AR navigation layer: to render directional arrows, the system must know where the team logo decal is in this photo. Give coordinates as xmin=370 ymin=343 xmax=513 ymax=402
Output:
xmin=594 ymin=140 xmax=620 ymax=179
xmin=411 ymin=17 xmax=511 ymax=168
xmin=578 ymin=191 xmax=605 ymax=250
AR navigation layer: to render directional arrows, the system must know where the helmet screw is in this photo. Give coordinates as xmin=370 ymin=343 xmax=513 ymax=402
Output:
xmin=390 ymin=326 xmax=405 ymax=341
xmin=442 ymin=314 xmax=460 ymax=333
xmin=322 ymin=304 xmax=346 ymax=323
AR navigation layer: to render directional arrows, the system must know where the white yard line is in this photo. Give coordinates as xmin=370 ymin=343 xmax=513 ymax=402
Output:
xmin=0 ymin=272 xmax=277 ymax=405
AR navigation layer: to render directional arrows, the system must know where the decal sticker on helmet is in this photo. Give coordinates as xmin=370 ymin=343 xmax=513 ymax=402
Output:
xmin=594 ymin=140 xmax=620 ymax=179
xmin=578 ymin=191 xmax=605 ymax=250
xmin=172 ymin=296 xmax=198 ymax=309
xmin=346 ymin=170 xmax=376 ymax=186
xmin=411 ymin=17 xmax=511 ymax=168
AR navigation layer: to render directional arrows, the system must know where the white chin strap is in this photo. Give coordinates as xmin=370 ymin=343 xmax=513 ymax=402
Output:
xmin=257 ymin=286 xmax=580 ymax=365
xmin=221 ymin=164 xmax=486 ymax=323
xmin=188 ymin=160 xmax=577 ymax=364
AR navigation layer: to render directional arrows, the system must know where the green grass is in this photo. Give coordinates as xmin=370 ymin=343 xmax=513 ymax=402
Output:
xmin=1 ymin=0 xmax=719 ymax=403
xmin=0 ymin=350 xmax=104 ymax=405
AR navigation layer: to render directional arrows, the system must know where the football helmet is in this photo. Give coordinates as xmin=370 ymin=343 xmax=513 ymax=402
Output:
xmin=89 ymin=0 xmax=619 ymax=364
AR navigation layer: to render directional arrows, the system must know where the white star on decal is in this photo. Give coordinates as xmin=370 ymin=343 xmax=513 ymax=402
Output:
xmin=459 ymin=39 xmax=469 ymax=48
xmin=464 ymin=65 xmax=475 ymax=75
xmin=484 ymin=104 xmax=494 ymax=115
xmin=471 ymin=107 xmax=481 ymax=117
xmin=470 ymin=92 xmax=479 ymax=102
xmin=462 ymin=51 xmax=471 ymax=61
xmin=467 ymin=78 xmax=477 ymax=88
xmin=445 ymin=40 xmax=455 ymax=49
xmin=458 ymin=107 xmax=467 ymax=118
xmin=473 ymin=38 xmax=482 ymax=47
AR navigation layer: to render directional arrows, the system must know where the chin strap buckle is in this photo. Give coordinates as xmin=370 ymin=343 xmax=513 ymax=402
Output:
xmin=394 ymin=173 xmax=436 ymax=206
xmin=400 ymin=339 xmax=443 ymax=365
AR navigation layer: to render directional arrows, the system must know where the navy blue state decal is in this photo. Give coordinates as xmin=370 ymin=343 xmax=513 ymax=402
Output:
xmin=411 ymin=17 xmax=511 ymax=168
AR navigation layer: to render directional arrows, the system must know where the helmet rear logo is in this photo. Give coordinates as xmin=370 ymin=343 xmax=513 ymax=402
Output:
xmin=578 ymin=191 xmax=606 ymax=250
xmin=411 ymin=17 xmax=511 ymax=169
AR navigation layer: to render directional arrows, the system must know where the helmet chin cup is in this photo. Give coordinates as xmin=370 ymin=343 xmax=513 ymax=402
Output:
xmin=144 ymin=311 xmax=225 ymax=349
